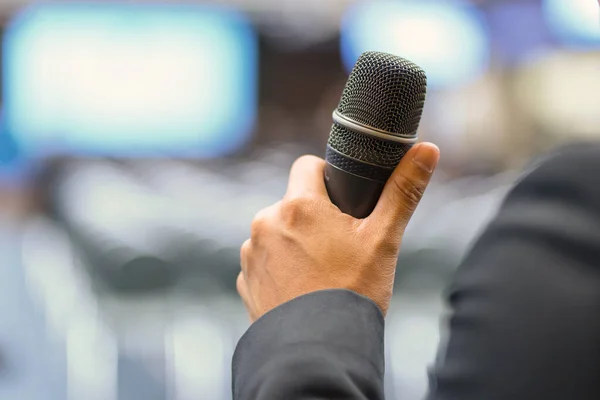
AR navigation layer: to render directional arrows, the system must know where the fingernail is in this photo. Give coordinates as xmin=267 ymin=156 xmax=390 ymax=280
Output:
xmin=412 ymin=143 xmax=439 ymax=173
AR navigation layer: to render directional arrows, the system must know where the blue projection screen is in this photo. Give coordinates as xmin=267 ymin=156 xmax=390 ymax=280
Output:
xmin=3 ymin=3 xmax=258 ymax=158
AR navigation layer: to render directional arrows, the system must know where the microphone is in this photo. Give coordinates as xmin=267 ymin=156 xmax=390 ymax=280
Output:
xmin=324 ymin=51 xmax=427 ymax=218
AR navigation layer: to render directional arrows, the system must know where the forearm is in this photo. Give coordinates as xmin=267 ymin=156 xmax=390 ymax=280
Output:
xmin=232 ymin=290 xmax=386 ymax=400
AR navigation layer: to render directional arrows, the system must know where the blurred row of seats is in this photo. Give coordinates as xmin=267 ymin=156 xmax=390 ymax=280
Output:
xmin=45 ymin=144 xmax=512 ymax=296
xmin=17 ymin=216 xmax=446 ymax=399
xmin=46 ymin=145 xmax=299 ymax=295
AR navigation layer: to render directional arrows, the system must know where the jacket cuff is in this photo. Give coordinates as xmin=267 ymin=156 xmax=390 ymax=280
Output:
xmin=232 ymin=289 xmax=385 ymax=391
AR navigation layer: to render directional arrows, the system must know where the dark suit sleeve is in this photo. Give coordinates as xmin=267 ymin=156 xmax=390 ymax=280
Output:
xmin=232 ymin=289 xmax=385 ymax=400
xmin=428 ymin=143 xmax=600 ymax=400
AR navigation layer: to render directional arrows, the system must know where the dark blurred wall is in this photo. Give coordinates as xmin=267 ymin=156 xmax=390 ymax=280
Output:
xmin=254 ymin=35 xmax=346 ymax=149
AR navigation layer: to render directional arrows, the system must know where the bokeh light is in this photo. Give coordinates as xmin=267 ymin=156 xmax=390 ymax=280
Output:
xmin=341 ymin=0 xmax=490 ymax=90
xmin=543 ymin=0 xmax=600 ymax=47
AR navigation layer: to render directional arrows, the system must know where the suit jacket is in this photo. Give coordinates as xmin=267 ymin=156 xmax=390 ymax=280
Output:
xmin=232 ymin=142 xmax=600 ymax=399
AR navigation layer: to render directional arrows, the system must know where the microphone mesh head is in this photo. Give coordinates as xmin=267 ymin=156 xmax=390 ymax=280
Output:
xmin=328 ymin=52 xmax=427 ymax=169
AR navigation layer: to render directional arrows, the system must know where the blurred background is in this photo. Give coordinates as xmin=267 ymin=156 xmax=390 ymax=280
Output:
xmin=0 ymin=0 xmax=597 ymax=398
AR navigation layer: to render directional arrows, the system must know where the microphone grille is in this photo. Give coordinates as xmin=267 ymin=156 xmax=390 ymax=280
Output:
xmin=328 ymin=52 xmax=427 ymax=169
xmin=338 ymin=51 xmax=427 ymax=136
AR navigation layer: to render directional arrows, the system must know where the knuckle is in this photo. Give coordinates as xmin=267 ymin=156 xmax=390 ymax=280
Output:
xmin=292 ymin=155 xmax=321 ymax=170
xmin=391 ymin=175 xmax=425 ymax=211
xmin=240 ymin=239 xmax=251 ymax=260
xmin=280 ymin=199 xmax=303 ymax=225
xmin=236 ymin=272 xmax=245 ymax=295
xmin=280 ymin=196 xmax=317 ymax=225
xmin=250 ymin=214 xmax=267 ymax=240
xmin=250 ymin=202 xmax=280 ymax=240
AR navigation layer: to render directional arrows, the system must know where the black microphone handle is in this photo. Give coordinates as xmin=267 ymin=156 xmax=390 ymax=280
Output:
xmin=324 ymin=162 xmax=388 ymax=219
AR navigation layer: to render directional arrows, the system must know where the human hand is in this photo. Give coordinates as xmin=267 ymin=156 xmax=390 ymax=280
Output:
xmin=237 ymin=142 xmax=440 ymax=322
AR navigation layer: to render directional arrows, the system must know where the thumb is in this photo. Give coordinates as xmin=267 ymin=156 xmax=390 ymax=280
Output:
xmin=367 ymin=142 xmax=439 ymax=235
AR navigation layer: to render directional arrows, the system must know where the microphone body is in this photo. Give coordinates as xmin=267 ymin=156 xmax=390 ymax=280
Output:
xmin=324 ymin=52 xmax=427 ymax=218
xmin=324 ymin=151 xmax=389 ymax=219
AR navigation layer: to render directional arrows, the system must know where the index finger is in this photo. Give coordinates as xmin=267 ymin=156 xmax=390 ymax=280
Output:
xmin=285 ymin=155 xmax=328 ymax=199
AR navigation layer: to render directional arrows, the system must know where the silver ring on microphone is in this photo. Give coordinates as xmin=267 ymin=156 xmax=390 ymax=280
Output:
xmin=332 ymin=110 xmax=418 ymax=144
